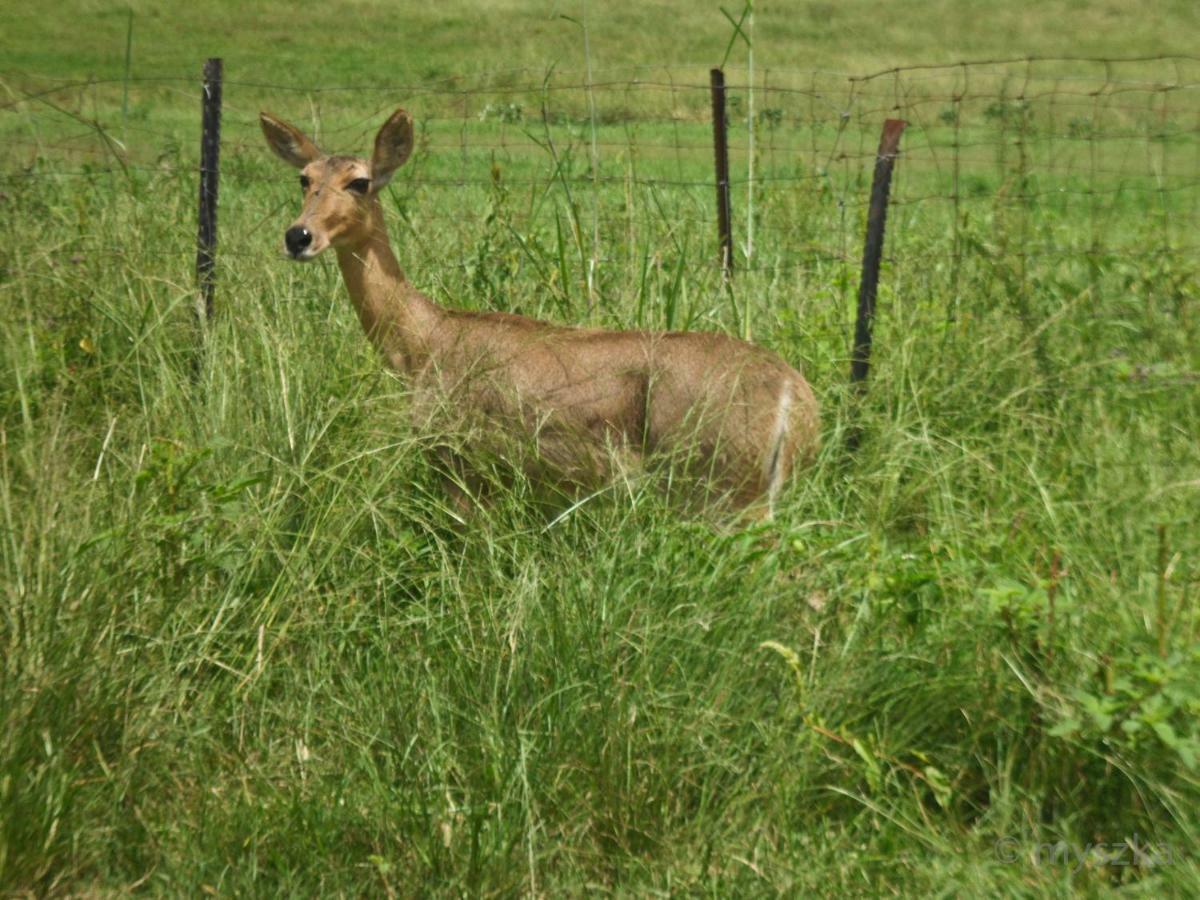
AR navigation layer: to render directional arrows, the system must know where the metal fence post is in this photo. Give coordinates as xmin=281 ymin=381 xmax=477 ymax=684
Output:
xmin=848 ymin=118 xmax=906 ymax=451
xmin=709 ymin=67 xmax=734 ymax=279
xmin=196 ymin=58 xmax=223 ymax=322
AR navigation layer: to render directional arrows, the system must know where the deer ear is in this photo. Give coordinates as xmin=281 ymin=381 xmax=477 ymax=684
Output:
xmin=370 ymin=108 xmax=414 ymax=189
xmin=260 ymin=112 xmax=322 ymax=168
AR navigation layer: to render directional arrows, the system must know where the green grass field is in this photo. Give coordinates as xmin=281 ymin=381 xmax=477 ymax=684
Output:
xmin=3 ymin=2 xmax=1200 ymax=895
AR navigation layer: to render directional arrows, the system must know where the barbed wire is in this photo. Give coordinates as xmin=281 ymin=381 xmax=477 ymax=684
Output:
xmin=4 ymin=53 xmax=1198 ymax=88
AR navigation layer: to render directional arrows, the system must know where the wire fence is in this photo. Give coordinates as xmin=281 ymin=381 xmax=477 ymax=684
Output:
xmin=2 ymin=57 xmax=1198 ymax=391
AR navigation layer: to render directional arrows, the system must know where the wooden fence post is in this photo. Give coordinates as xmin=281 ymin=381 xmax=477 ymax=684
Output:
xmin=196 ymin=57 xmax=223 ymax=321
xmin=709 ymin=67 xmax=734 ymax=280
xmin=848 ymin=118 xmax=907 ymax=451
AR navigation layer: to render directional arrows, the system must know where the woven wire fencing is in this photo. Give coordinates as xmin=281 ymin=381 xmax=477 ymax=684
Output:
xmin=2 ymin=56 xmax=1198 ymax=385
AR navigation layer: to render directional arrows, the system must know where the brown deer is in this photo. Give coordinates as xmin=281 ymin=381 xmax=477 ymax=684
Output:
xmin=260 ymin=108 xmax=819 ymax=517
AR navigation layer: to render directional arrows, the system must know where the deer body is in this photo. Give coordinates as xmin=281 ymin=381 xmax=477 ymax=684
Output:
xmin=262 ymin=109 xmax=819 ymax=514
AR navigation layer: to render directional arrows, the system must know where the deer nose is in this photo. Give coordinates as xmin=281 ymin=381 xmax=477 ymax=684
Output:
xmin=285 ymin=225 xmax=313 ymax=257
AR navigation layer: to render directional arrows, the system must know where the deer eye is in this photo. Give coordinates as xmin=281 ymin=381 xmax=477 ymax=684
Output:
xmin=299 ymin=175 xmax=311 ymax=190
xmin=346 ymin=178 xmax=371 ymax=194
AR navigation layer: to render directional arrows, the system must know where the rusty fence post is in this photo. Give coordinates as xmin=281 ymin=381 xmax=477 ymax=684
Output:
xmin=196 ymin=57 xmax=223 ymax=322
xmin=847 ymin=118 xmax=907 ymax=452
xmin=709 ymin=67 xmax=734 ymax=279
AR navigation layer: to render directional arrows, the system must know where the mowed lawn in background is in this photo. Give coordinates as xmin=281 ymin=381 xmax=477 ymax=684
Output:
xmin=6 ymin=0 xmax=1200 ymax=83
xmin=2 ymin=1 xmax=1200 ymax=896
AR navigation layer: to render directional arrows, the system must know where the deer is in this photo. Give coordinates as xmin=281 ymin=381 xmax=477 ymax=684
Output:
xmin=259 ymin=107 xmax=820 ymax=519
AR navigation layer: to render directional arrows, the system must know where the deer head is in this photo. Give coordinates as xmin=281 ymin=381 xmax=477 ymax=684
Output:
xmin=259 ymin=109 xmax=415 ymax=260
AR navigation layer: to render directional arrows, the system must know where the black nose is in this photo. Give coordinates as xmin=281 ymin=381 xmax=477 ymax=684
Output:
xmin=285 ymin=226 xmax=312 ymax=256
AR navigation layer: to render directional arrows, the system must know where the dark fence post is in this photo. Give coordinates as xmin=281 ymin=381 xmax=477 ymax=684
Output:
xmin=196 ymin=57 xmax=223 ymax=322
xmin=847 ymin=118 xmax=906 ymax=451
xmin=709 ymin=67 xmax=734 ymax=279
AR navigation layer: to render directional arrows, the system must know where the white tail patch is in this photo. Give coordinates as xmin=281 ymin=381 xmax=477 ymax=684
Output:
xmin=765 ymin=379 xmax=793 ymax=509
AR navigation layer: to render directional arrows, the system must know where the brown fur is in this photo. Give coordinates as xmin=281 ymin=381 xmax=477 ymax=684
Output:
xmin=260 ymin=108 xmax=820 ymax=516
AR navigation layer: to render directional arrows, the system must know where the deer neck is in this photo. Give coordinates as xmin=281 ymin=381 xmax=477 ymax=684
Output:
xmin=334 ymin=205 xmax=441 ymax=376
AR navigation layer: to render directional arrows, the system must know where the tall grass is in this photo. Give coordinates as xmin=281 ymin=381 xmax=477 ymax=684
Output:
xmin=2 ymin=61 xmax=1199 ymax=895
